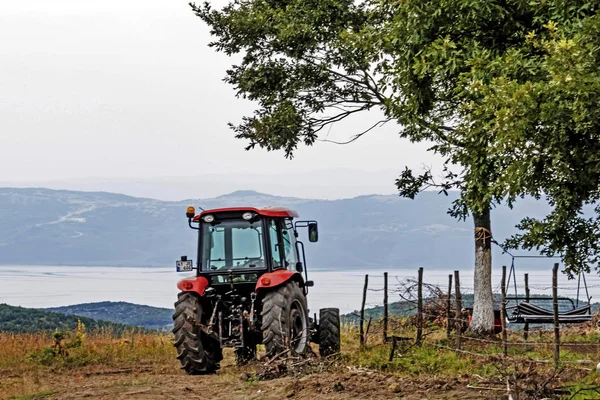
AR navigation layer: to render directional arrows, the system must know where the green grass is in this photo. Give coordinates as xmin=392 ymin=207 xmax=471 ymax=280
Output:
xmin=8 ymin=391 xmax=58 ymax=400
xmin=339 ymin=316 xmax=600 ymax=384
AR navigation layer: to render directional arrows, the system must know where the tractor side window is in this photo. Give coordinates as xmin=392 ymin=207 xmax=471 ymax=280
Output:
xmin=206 ymin=227 xmax=225 ymax=269
xmin=268 ymin=219 xmax=284 ymax=269
xmin=282 ymin=220 xmax=299 ymax=270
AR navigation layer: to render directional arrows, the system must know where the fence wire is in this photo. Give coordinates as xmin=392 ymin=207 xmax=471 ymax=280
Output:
xmin=355 ymin=268 xmax=600 ymax=370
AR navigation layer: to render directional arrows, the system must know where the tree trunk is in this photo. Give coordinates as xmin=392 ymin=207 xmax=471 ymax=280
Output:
xmin=468 ymin=206 xmax=495 ymax=335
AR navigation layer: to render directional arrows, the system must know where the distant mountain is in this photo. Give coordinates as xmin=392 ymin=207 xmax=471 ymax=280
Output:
xmin=0 ymin=303 xmax=137 ymax=334
xmin=46 ymin=302 xmax=173 ymax=331
xmin=0 ymin=187 xmax=552 ymax=269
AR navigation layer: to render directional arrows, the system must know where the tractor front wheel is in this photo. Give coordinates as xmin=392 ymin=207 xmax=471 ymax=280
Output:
xmin=318 ymin=308 xmax=341 ymax=357
xmin=261 ymin=281 xmax=309 ymax=357
xmin=172 ymin=292 xmax=222 ymax=374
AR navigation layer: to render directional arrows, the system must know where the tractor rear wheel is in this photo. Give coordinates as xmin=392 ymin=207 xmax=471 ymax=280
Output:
xmin=172 ymin=292 xmax=222 ymax=374
xmin=318 ymin=308 xmax=341 ymax=357
xmin=261 ymin=281 xmax=309 ymax=357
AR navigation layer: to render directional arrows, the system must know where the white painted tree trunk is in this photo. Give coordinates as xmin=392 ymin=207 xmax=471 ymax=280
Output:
xmin=468 ymin=208 xmax=495 ymax=335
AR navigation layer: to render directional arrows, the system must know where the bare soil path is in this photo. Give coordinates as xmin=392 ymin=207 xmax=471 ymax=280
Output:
xmin=3 ymin=362 xmax=487 ymax=400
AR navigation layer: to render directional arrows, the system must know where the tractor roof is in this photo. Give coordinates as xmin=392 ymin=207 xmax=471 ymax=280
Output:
xmin=193 ymin=207 xmax=299 ymax=221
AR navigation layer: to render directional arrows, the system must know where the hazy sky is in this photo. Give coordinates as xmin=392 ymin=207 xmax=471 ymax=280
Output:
xmin=1 ymin=0 xmax=442 ymax=199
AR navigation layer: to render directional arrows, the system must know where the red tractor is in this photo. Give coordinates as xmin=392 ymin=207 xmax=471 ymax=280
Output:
xmin=173 ymin=206 xmax=341 ymax=374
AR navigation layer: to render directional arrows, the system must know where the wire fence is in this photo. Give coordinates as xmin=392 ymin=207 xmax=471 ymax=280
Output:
xmin=355 ymin=264 xmax=600 ymax=372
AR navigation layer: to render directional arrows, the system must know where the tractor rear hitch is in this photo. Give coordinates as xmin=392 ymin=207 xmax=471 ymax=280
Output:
xmin=206 ymin=296 xmax=221 ymax=334
xmin=249 ymin=292 xmax=257 ymax=330
xmin=185 ymin=314 xmax=220 ymax=342
xmin=239 ymin=312 xmax=245 ymax=349
xmin=218 ymin=311 xmax=223 ymax=348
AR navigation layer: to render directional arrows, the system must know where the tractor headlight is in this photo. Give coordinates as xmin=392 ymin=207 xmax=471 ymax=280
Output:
xmin=203 ymin=214 xmax=215 ymax=223
xmin=242 ymin=212 xmax=255 ymax=221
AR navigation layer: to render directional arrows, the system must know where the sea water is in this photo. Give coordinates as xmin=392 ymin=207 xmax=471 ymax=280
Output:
xmin=1 ymin=265 xmax=599 ymax=315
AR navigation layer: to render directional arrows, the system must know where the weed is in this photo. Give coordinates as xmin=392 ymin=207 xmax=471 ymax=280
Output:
xmin=65 ymin=320 xmax=86 ymax=349
xmin=8 ymin=391 xmax=58 ymax=400
xmin=109 ymin=377 xmax=153 ymax=388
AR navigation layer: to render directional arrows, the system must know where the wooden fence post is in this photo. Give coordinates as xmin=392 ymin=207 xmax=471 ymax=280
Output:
xmin=360 ymin=274 xmax=369 ymax=346
xmin=446 ymin=274 xmax=453 ymax=339
xmin=365 ymin=317 xmax=372 ymax=345
xmin=501 ymin=265 xmax=508 ymax=357
xmin=552 ymin=263 xmax=560 ymax=369
xmin=416 ymin=267 xmax=424 ymax=346
xmin=383 ymin=272 xmax=389 ymax=343
xmin=388 ymin=337 xmax=397 ymax=362
xmin=524 ymin=273 xmax=530 ymax=341
xmin=454 ymin=270 xmax=462 ymax=352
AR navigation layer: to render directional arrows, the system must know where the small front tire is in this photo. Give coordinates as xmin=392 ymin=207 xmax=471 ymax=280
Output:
xmin=318 ymin=308 xmax=341 ymax=357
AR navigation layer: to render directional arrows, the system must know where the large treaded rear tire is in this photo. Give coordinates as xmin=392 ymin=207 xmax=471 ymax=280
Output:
xmin=319 ymin=308 xmax=341 ymax=357
xmin=172 ymin=292 xmax=222 ymax=375
xmin=261 ymin=281 xmax=308 ymax=357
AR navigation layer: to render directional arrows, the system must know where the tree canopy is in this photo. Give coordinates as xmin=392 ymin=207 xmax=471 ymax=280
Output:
xmin=0 ymin=304 xmax=137 ymax=334
xmin=193 ymin=0 xmax=600 ymax=277
xmin=482 ymin=8 xmax=600 ymax=275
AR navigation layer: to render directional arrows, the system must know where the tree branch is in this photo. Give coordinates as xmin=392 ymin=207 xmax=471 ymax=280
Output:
xmin=319 ymin=118 xmax=392 ymax=145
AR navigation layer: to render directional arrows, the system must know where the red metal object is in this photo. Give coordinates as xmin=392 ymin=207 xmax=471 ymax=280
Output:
xmin=177 ymin=276 xmax=210 ymax=296
xmin=192 ymin=207 xmax=299 ymax=222
xmin=255 ymin=269 xmax=302 ymax=291
xmin=493 ymin=309 xmax=503 ymax=334
xmin=466 ymin=308 xmax=503 ymax=334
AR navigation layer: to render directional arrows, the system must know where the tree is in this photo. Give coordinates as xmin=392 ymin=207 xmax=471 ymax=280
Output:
xmin=475 ymin=6 xmax=600 ymax=277
xmin=192 ymin=0 xmax=600 ymax=334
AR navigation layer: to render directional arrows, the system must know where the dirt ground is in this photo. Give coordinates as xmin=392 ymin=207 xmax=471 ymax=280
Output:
xmin=2 ymin=361 xmax=494 ymax=400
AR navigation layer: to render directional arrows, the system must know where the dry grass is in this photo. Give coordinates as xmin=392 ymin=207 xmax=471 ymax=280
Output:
xmin=0 ymin=328 xmax=178 ymax=399
xmin=2 ymin=318 xmax=600 ymax=399
xmin=0 ymin=329 xmax=175 ymax=371
xmin=0 ymin=333 xmax=50 ymax=369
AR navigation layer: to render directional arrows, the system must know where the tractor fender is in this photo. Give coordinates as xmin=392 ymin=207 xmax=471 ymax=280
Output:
xmin=177 ymin=276 xmax=210 ymax=296
xmin=255 ymin=269 xmax=303 ymax=292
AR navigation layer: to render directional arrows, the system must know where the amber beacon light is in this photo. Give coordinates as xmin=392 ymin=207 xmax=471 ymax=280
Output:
xmin=186 ymin=206 xmax=195 ymax=219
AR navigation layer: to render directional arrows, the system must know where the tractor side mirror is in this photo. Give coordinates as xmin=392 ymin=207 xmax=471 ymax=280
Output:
xmin=308 ymin=222 xmax=319 ymax=243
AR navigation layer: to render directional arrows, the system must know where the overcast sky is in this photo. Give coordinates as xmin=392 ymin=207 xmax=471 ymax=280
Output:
xmin=1 ymin=0 xmax=443 ymax=199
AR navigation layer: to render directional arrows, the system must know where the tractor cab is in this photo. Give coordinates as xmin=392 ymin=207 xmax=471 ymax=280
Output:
xmin=176 ymin=206 xmax=318 ymax=292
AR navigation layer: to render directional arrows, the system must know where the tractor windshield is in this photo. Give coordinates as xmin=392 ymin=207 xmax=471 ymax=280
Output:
xmin=200 ymin=219 xmax=265 ymax=271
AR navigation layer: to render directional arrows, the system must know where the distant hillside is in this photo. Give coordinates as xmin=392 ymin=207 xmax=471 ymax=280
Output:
xmin=46 ymin=302 xmax=173 ymax=331
xmin=0 ymin=187 xmax=553 ymax=269
xmin=0 ymin=304 xmax=138 ymax=334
